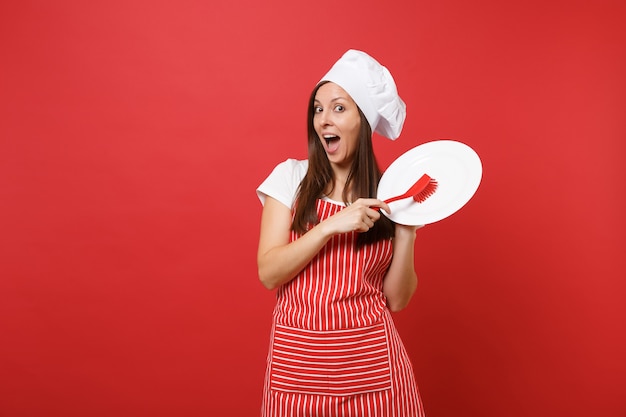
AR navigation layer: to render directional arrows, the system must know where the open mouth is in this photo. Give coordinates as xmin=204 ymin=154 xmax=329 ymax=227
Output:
xmin=324 ymin=135 xmax=339 ymax=147
xmin=323 ymin=134 xmax=341 ymax=153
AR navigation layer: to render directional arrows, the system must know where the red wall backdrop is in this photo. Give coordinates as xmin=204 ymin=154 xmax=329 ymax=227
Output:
xmin=1 ymin=0 xmax=624 ymax=416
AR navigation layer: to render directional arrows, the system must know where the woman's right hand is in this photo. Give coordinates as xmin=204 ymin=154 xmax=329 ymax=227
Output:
xmin=319 ymin=198 xmax=390 ymax=235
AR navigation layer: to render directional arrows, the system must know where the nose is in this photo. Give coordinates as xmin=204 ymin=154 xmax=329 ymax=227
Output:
xmin=317 ymin=109 xmax=332 ymax=127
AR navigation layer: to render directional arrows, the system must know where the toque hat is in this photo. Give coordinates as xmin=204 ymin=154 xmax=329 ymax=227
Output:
xmin=319 ymin=49 xmax=406 ymax=140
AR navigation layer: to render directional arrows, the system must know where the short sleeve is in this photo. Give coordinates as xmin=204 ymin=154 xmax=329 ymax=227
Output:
xmin=256 ymin=159 xmax=308 ymax=209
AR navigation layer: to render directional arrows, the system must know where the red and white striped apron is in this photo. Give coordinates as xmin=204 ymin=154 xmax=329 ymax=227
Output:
xmin=262 ymin=200 xmax=425 ymax=417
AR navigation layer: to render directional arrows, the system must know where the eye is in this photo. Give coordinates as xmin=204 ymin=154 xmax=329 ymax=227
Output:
xmin=334 ymin=104 xmax=345 ymax=112
xmin=314 ymin=106 xmax=323 ymax=113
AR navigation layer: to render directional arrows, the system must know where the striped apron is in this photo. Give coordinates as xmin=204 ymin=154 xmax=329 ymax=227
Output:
xmin=262 ymin=200 xmax=425 ymax=417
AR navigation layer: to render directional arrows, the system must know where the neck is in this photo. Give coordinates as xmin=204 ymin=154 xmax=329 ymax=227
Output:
xmin=324 ymin=176 xmax=352 ymax=202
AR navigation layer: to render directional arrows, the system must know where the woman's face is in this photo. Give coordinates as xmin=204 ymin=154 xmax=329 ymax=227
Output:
xmin=313 ymin=82 xmax=361 ymax=170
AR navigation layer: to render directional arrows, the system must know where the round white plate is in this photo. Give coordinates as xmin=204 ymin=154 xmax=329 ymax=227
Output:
xmin=377 ymin=140 xmax=482 ymax=225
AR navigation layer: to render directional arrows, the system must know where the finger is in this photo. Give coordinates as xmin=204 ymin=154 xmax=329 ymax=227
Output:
xmin=368 ymin=200 xmax=391 ymax=214
xmin=355 ymin=198 xmax=382 ymax=207
xmin=360 ymin=215 xmax=372 ymax=229
xmin=365 ymin=207 xmax=381 ymax=221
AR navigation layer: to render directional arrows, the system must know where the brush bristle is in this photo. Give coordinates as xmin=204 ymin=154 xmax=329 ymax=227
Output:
xmin=413 ymin=179 xmax=438 ymax=203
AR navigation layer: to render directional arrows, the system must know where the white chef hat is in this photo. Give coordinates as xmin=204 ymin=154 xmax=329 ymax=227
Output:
xmin=319 ymin=49 xmax=406 ymax=140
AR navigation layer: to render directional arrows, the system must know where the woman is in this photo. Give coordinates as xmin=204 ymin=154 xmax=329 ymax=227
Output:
xmin=256 ymin=50 xmax=425 ymax=417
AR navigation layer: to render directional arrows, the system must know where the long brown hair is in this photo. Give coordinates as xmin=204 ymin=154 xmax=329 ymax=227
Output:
xmin=292 ymin=81 xmax=395 ymax=246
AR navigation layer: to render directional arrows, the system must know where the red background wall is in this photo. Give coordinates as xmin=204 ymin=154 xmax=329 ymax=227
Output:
xmin=1 ymin=1 xmax=624 ymax=416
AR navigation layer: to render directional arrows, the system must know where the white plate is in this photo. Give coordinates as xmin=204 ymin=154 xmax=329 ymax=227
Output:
xmin=377 ymin=140 xmax=482 ymax=225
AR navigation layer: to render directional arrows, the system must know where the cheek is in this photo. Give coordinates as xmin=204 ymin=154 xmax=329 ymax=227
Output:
xmin=345 ymin=129 xmax=360 ymax=149
xmin=312 ymin=119 xmax=322 ymax=137
xmin=348 ymin=121 xmax=361 ymax=142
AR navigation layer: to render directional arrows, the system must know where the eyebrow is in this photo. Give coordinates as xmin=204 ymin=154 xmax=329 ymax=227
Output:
xmin=314 ymin=97 xmax=349 ymax=104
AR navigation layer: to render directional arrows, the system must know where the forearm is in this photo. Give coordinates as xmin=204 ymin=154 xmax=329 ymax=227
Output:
xmin=257 ymin=222 xmax=333 ymax=290
xmin=383 ymin=224 xmax=419 ymax=311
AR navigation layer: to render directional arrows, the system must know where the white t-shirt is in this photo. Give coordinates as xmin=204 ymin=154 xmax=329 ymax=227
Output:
xmin=256 ymin=159 xmax=309 ymax=209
